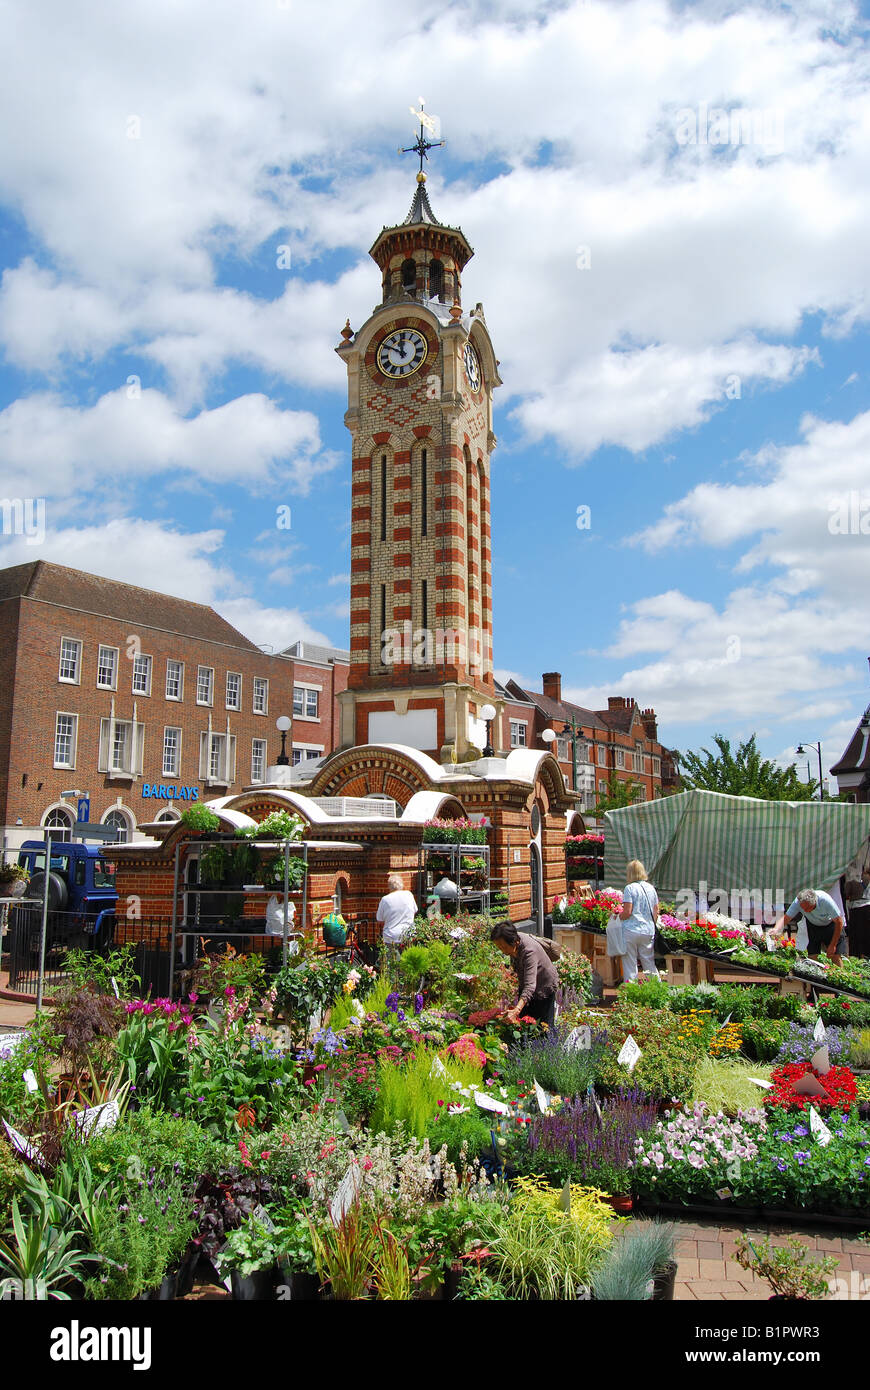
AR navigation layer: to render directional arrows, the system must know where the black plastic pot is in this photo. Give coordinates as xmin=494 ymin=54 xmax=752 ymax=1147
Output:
xmin=278 ymin=1270 xmax=320 ymax=1301
xmin=443 ymin=1264 xmax=463 ymax=1301
xmin=175 ymin=1249 xmax=201 ymax=1298
xmin=651 ymin=1260 xmax=677 ymax=1301
xmin=139 ymin=1272 xmax=177 ymax=1301
xmin=230 ymin=1265 xmax=283 ymax=1300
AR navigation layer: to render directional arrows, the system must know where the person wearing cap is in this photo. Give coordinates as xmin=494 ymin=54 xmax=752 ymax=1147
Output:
xmin=770 ymin=889 xmax=843 ymax=962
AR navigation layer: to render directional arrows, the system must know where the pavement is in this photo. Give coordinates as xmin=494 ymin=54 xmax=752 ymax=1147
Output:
xmin=0 ymin=969 xmax=38 ymax=1028
xmin=671 ymin=1217 xmax=869 ymax=1300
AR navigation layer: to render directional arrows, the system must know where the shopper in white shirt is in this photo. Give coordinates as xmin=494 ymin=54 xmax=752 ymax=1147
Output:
xmin=376 ymin=874 xmax=418 ymax=945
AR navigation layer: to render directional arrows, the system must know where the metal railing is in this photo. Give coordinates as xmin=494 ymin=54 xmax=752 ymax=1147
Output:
xmin=5 ymin=904 xmax=171 ymax=999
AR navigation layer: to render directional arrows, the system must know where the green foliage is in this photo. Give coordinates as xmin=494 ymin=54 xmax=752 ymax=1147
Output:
xmin=677 ymin=733 xmax=816 ymax=800
xmin=0 ymin=1198 xmax=92 ymax=1299
xmin=620 ymin=978 xmax=671 ymax=1010
xmin=425 ymin=1109 xmax=493 ymax=1165
xmin=600 ymin=1004 xmax=702 ymax=1101
xmin=215 ymin=1215 xmax=285 ymax=1278
xmin=369 ymin=1046 xmax=485 ymax=1138
xmin=555 ymin=952 xmax=594 ymax=1002
xmin=496 ymin=1032 xmax=604 ymax=1097
xmin=476 ymin=1176 xmax=616 ymax=1300
xmin=589 ymin=771 xmax=645 ymax=818
xmin=83 ymin=1174 xmax=195 ymax=1299
xmin=273 ymin=958 xmax=350 ymax=1037
xmin=733 ymin=1234 xmax=837 ymax=1300
xmin=399 ymin=945 xmax=432 ymax=986
xmin=180 ymin=1027 xmax=305 ymax=1139
xmin=0 ymin=1139 xmax=23 ymax=1229
xmin=61 ymin=946 xmax=141 ymax=999
xmin=847 ymin=1028 xmax=870 ymax=1070
xmin=180 ymin=805 xmax=221 ymax=832
xmin=329 ymin=971 xmax=388 ymax=1033
xmin=199 ymin=842 xmax=230 ymax=882
xmin=81 ymin=1108 xmax=228 ymax=1186
xmin=692 ymin=1057 xmax=773 ymax=1114
xmin=739 ymin=1017 xmax=790 ymax=1062
xmin=242 ymin=810 xmax=305 ymax=841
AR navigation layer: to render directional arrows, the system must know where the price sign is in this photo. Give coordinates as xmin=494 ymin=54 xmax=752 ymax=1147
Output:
xmin=564 ymin=1026 xmax=591 ymax=1053
xmin=0 ymin=1033 xmax=25 ymax=1059
xmin=813 ymin=1017 xmax=826 ymax=1043
xmin=763 ymin=934 xmax=776 ymax=953
xmin=430 ymin=1055 xmax=447 ymax=1079
xmin=617 ymin=1035 xmax=642 ymax=1072
xmin=586 ymin=1083 xmax=602 ymax=1120
xmin=22 ymin=1069 xmax=38 ymax=1094
xmin=748 ymin=1078 xmax=773 ymax=1089
xmin=111 ymin=978 xmax=120 ymax=999
xmin=2 ymin=1119 xmax=40 ymax=1162
xmin=335 ymin=1109 xmax=351 ymax=1134
xmin=811 ymin=1045 xmax=831 ymax=1076
xmin=75 ymin=1100 xmax=120 ymax=1139
xmin=809 ymin=1106 xmax=832 ymax=1147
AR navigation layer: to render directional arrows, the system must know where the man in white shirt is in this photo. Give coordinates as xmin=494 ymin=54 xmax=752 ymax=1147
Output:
xmin=771 ymin=888 xmax=843 ymax=962
xmin=376 ymin=874 xmax=417 ymax=945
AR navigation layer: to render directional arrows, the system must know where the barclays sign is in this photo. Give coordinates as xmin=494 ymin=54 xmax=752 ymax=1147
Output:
xmin=142 ymin=784 xmax=200 ymax=801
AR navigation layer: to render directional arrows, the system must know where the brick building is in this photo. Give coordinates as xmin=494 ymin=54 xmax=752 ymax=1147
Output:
xmin=0 ymin=562 xmax=347 ymax=845
xmin=831 ymin=704 xmax=870 ymax=803
xmin=500 ymin=673 xmax=679 ymax=809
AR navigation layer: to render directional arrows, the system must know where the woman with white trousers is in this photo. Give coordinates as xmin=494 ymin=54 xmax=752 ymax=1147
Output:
xmin=618 ymin=859 xmax=660 ymax=982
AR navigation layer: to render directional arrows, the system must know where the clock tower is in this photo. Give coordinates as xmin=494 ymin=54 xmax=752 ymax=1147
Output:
xmin=335 ymin=136 xmax=502 ymax=763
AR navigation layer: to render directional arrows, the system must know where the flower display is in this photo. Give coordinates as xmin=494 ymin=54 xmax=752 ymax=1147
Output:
xmin=764 ymin=1062 xmax=858 ymax=1113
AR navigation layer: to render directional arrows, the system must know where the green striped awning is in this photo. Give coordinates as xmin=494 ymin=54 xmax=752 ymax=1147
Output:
xmin=602 ymin=791 xmax=870 ymax=909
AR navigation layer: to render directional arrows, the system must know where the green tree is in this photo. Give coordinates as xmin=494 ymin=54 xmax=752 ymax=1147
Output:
xmin=676 ymin=733 xmax=817 ymax=801
xmin=589 ymin=771 xmax=645 ymax=818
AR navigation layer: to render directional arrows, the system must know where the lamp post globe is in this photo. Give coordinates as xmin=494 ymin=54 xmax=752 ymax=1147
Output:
xmin=276 ymin=715 xmax=292 ymax=766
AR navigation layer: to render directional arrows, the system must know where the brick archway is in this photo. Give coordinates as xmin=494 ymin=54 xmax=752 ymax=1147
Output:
xmin=309 ymin=746 xmax=436 ymax=809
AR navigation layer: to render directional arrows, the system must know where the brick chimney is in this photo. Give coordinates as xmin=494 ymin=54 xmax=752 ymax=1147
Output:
xmin=608 ymin=696 xmax=629 ymax=710
xmin=542 ymin=672 xmax=562 ymax=704
xmin=640 ymin=707 xmax=658 ymax=740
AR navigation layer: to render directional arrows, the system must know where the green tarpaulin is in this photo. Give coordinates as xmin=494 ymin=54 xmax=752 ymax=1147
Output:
xmin=602 ymin=790 xmax=870 ymax=911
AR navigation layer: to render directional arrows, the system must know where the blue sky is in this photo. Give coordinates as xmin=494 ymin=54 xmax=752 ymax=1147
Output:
xmin=1 ymin=0 xmax=869 ymax=786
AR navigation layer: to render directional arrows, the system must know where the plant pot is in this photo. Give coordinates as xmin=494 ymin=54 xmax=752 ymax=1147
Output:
xmin=443 ymin=1263 xmax=463 ymax=1301
xmin=3 ymin=879 xmax=28 ymax=898
xmin=139 ymin=1272 xmax=177 ymax=1301
xmin=603 ymin=1194 xmax=633 ymax=1214
xmin=230 ymin=1264 xmax=283 ymax=1301
xmin=650 ymin=1260 xmax=677 ymax=1301
xmin=278 ymin=1269 xmax=320 ymax=1300
xmin=175 ymin=1248 xmax=201 ymax=1298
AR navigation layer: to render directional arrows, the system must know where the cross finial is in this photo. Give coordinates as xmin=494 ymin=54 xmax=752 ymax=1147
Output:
xmin=399 ymin=99 xmax=446 ymax=176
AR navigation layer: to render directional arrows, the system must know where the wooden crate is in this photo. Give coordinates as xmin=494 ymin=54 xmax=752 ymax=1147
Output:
xmin=664 ymin=953 xmax=715 ymax=986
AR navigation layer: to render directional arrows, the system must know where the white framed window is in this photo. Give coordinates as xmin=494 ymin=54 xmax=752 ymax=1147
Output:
xmin=102 ymin=808 xmax=132 ymax=844
xmin=59 ymin=638 xmax=82 ymax=684
xmin=226 ymin=672 xmax=242 ymax=710
xmin=633 ymin=752 xmax=645 ymax=773
xmin=652 ymin=756 xmax=661 ymax=777
xmin=292 ymin=685 xmax=319 ymax=719
xmin=196 ymin=666 xmax=214 ymax=706
xmin=253 ymin=677 xmax=269 ymax=714
xmin=599 ymin=779 xmax=607 ymax=795
xmin=199 ymin=731 xmax=236 ymax=784
xmin=163 ymin=726 xmax=182 ymax=777
xmin=97 ymin=645 xmax=118 ymax=690
xmin=98 ymin=718 xmax=145 ymax=776
xmin=598 ymin=745 xmax=607 ymax=766
xmin=509 ymin=720 xmax=527 ymax=748
xmin=615 ymin=748 xmax=625 ymax=769
xmin=166 ymin=660 xmax=184 ymax=701
xmin=132 ymin=653 xmax=152 ymax=696
xmin=54 ymin=713 xmax=78 ymax=768
xmin=156 ymin=807 xmax=180 ymax=823
xmin=43 ymin=806 xmax=74 ymax=841
xmin=251 ymin=738 xmax=267 ymax=783
xmin=291 ymin=743 xmax=323 ymax=766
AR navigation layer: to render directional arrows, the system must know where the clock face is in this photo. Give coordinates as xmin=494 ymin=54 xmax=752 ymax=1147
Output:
xmin=463 ymin=341 xmax=482 ymax=392
xmin=377 ymin=328 xmax=428 ymax=379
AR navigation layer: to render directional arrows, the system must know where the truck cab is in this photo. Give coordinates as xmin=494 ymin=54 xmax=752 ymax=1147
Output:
xmin=17 ymin=840 xmax=118 ymax=930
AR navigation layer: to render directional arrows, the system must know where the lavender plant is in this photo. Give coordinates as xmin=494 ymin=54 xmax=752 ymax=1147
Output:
xmin=514 ymin=1088 xmax=658 ymax=1193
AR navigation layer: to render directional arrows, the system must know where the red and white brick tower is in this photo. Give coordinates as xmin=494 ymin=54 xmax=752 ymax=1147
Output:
xmin=335 ymin=137 xmax=502 ymax=763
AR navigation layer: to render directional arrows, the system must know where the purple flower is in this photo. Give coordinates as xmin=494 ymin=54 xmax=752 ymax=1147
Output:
xmin=397 ymin=1010 xmax=406 ymax=1022
xmin=385 ymin=993 xmax=400 ymax=1012
xmin=414 ymin=993 xmax=424 ymax=1016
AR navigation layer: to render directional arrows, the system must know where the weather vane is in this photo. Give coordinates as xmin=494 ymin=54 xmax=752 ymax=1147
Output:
xmin=399 ymin=97 xmax=446 ymax=175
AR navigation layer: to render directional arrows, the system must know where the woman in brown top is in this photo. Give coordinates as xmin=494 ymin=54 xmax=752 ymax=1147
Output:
xmin=490 ymin=920 xmax=558 ymax=1029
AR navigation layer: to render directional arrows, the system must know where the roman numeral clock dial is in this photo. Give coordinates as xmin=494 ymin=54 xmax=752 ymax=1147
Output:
xmin=377 ymin=328 xmax=428 ymax=378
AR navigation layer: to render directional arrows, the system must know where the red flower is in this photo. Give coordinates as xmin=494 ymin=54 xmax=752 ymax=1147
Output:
xmin=764 ymin=1061 xmax=857 ymax=1113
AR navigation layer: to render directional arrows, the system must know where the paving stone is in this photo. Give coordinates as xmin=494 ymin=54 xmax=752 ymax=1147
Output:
xmin=697 ymin=1241 xmax=724 ymax=1260
xmin=677 ymin=1260 xmax=701 ymax=1281
xmin=675 ymin=1239 xmax=698 ymax=1256
xmin=698 ymin=1259 xmax=728 ymax=1280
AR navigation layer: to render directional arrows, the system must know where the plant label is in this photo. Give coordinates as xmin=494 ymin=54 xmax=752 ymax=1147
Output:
xmin=330 ymin=1164 xmax=362 ymax=1226
xmin=748 ymin=1078 xmax=773 ymax=1089
xmin=533 ymin=1079 xmax=550 ymax=1113
xmin=809 ymin=1106 xmax=832 ymax=1147
xmin=111 ymin=977 xmax=120 ymax=999
xmin=559 ymin=1180 xmax=571 ymax=1213
xmin=716 ymin=1188 xmax=733 ymax=1200
xmin=0 ymin=1033 xmax=25 ymax=1058
xmin=813 ymin=1017 xmax=826 ymax=1043
xmin=22 ymin=1069 xmax=37 ymax=1093
xmin=75 ymin=1100 xmax=120 ymax=1139
xmin=565 ymin=1026 xmax=591 ymax=1052
xmin=253 ymin=1204 xmax=276 ymax=1234
xmin=763 ymin=934 xmax=775 ymax=953
xmin=811 ymin=1045 xmax=831 ymax=1076
xmin=587 ymin=1084 xmax=602 ymax=1120
xmin=790 ymin=1073 xmax=829 ymax=1098
xmin=335 ymin=1108 xmax=351 ymax=1134
xmin=429 ymin=1055 xmax=447 ymax=1079
xmin=2 ymin=1119 xmax=40 ymax=1162
xmin=474 ymin=1091 xmax=509 ymax=1115
xmin=352 ymin=1000 xmax=365 ymax=1018
xmin=617 ymin=1035 xmax=642 ymax=1072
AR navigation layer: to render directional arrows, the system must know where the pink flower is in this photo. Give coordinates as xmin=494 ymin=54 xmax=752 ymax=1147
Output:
xmin=362 ymin=1157 xmax=373 ymax=1172
xmin=189 ymin=993 xmax=199 ymax=1004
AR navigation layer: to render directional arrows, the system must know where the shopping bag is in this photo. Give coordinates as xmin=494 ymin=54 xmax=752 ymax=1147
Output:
xmin=605 ymin=917 xmax=626 ymax=957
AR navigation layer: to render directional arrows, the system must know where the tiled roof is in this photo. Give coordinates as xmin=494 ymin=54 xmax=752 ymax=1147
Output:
xmin=509 ymin=680 xmax=608 ymax=731
xmin=0 ymin=561 xmax=260 ymax=650
xmin=830 ymin=712 xmax=870 ymax=775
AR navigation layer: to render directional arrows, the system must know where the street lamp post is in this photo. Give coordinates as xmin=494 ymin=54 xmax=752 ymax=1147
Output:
xmin=796 ymin=742 xmax=824 ymax=800
xmin=479 ymin=704 xmax=497 ymax=758
xmin=275 ymin=715 xmax=292 ymax=767
xmin=543 ymin=721 xmax=581 ymax=796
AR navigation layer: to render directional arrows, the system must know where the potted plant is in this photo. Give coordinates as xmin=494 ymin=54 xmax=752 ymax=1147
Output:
xmin=733 ymin=1235 xmax=838 ymax=1300
xmin=0 ymin=862 xmax=29 ymax=897
xmin=180 ymin=805 xmax=221 ymax=834
xmin=215 ymin=1215 xmax=288 ymax=1300
xmin=589 ymin=1221 xmax=676 ymax=1301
